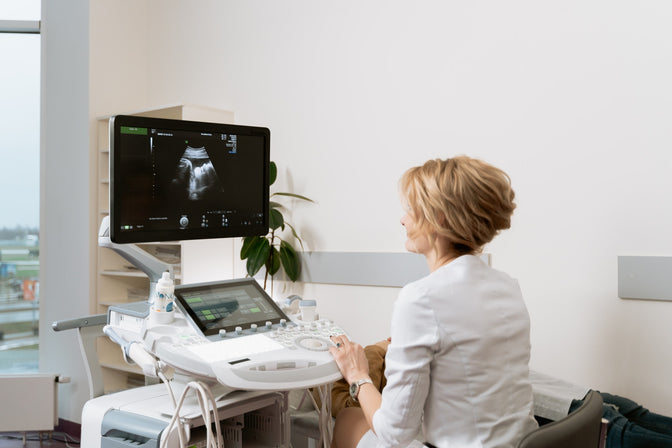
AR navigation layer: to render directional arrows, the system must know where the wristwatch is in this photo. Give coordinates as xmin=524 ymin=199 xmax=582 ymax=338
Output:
xmin=349 ymin=378 xmax=374 ymax=402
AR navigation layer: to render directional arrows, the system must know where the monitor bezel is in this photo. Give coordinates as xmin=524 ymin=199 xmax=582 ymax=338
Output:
xmin=109 ymin=114 xmax=270 ymax=244
xmin=173 ymin=278 xmax=289 ymax=336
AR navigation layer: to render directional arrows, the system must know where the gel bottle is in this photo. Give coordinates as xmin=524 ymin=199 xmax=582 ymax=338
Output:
xmin=150 ymin=271 xmax=175 ymax=324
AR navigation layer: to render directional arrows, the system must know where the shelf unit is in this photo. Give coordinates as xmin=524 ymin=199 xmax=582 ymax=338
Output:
xmin=94 ymin=105 xmax=235 ymax=393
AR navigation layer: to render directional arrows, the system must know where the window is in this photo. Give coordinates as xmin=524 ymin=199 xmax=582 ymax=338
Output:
xmin=0 ymin=0 xmax=41 ymax=373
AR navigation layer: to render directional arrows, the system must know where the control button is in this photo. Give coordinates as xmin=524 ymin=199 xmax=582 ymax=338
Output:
xmin=265 ymin=321 xmax=273 ymax=330
xmin=218 ymin=329 xmax=227 ymax=338
xmin=296 ymin=336 xmax=330 ymax=351
xmin=250 ymin=324 xmax=258 ymax=332
xmin=304 ymin=339 xmax=322 ymax=349
xmin=280 ymin=319 xmax=287 ymax=327
xmin=235 ymin=326 xmax=243 ymax=335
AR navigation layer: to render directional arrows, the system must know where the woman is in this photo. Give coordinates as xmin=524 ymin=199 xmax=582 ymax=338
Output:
xmin=329 ymin=156 xmax=538 ymax=448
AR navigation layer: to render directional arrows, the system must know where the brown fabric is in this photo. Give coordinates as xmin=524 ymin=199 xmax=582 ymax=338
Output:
xmin=330 ymin=339 xmax=390 ymax=417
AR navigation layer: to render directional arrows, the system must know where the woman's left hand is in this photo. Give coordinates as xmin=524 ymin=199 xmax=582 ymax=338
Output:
xmin=329 ymin=334 xmax=370 ymax=384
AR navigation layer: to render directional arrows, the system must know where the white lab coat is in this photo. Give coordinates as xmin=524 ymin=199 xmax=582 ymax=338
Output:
xmin=367 ymin=255 xmax=538 ymax=448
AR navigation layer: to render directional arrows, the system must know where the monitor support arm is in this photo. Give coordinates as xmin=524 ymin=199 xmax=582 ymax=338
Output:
xmin=98 ymin=216 xmax=174 ymax=294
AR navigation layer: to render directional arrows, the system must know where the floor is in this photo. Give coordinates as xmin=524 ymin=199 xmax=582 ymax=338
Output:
xmin=0 ymin=433 xmax=76 ymax=447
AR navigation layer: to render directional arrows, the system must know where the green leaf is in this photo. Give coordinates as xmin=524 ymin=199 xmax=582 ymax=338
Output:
xmin=246 ymin=238 xmax=270 ymax=277
xmin=269 ymin=161 xmax=277 ymax=186
xmin=285 ymin=222 xmax=305 ymax=251
xmin=279 ymin=240 xmax=300 ymax=281
xmin=271 ymin=192 xmax=314 ymax=203
xmin=269 ymin=201 xmax=284 ymax=210
xmin=266 ymin=246 xmax=281 ymax=276
xmin=240 ymin=235 xmax=263 ymax=260
xmin=269 ymin=208 xmax=285 ymax=231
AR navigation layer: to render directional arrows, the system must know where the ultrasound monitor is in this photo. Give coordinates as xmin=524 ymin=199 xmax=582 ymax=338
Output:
xmin=174 ymin=278 xmax=289 ymax=337
xmin=110 ymin=115 xmax=270 ymax=244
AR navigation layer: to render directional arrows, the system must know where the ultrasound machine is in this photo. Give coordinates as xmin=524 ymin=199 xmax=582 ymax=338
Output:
xmin=72 ymin=115 xmax=343 ymax=448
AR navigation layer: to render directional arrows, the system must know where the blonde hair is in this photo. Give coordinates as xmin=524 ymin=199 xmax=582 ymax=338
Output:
xmin=399 ymin=156 xmax=516 ymax=255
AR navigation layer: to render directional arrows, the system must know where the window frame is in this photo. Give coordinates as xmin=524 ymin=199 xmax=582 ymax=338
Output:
xmin=0 ymin=16 xmax=41 ymax=374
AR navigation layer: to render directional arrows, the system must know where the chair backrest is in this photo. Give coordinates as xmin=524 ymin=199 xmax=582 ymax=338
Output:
xmin=518 ymin=390 xmax=604 ymax=448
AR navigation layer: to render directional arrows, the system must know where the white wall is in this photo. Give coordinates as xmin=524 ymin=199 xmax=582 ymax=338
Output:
xmin=89 ymin=2 xmax=150 ymax=116
xmin=141 ymin=0 xmax=672 ymax=413
xmin=42 ymin=0 xmax=672 ymax=423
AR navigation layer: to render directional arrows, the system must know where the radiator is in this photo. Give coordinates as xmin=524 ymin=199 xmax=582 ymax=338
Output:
xmin=0 ymin=374 xmax=65 ymax=432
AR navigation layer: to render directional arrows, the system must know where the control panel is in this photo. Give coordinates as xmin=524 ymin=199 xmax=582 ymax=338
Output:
xmin=106 ymin=278 xmax=348 ymax=391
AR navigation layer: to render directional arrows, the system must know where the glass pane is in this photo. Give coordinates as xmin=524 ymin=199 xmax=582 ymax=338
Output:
xmin=0 ymin=33 xmax=40 ymax=373
xmin=0 ymin=0 xmax=40 ymax=20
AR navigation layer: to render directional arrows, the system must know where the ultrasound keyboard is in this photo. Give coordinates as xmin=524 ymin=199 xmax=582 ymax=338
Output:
xmin=119 ymin=278 xmax=349 ymax=391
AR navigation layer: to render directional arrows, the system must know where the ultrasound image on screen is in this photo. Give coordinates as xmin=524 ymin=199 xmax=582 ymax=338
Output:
xmin=110 ymin=115 xmax=269 ymax=244
xmin=171 ymin=146 xmax=225 ymax=201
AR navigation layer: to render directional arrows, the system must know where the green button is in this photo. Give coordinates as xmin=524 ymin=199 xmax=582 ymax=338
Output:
xmin=120 ymin=126 xmax=148 ymax=135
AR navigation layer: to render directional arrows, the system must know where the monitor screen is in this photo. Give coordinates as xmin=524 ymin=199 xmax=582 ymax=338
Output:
xmin=109 ymin=115 xmax=270 ymax=244
xmin=174 ymin=278 xmax=289 ymax=336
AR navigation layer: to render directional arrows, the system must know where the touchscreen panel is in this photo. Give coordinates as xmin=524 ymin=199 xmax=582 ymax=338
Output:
xmin=175 ymin=279 xmax=288 ymax=336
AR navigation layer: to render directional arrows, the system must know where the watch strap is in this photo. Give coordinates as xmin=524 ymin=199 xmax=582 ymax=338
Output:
xmin=351 ymin=377 xmax=374 ymax=402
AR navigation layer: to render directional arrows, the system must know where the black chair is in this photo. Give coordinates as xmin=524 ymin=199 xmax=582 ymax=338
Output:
xmin=518 ymin=390 xmax=606 ymax=448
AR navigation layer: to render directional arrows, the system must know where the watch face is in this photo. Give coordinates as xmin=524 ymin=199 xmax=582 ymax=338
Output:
xmin=349 ymin=382 xmax=358 ymax=400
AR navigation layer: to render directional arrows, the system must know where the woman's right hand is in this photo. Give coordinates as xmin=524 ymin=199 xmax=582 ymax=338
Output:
xmin=329 ymin=334 xmax=370 ymax=384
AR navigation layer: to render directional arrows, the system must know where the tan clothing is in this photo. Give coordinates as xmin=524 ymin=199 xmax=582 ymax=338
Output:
xmin=331 ymin=340 xmax=389 ymax=417
xmin=310 ymin=339 xmax=389 ymax=417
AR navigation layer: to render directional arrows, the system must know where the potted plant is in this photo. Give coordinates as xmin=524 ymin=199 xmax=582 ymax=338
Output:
xmin=240 ymin=161 xmax=313 ymax=293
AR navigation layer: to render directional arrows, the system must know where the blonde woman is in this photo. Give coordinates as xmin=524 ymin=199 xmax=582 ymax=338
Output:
xmin=330 ymin=157 xmax=538 ymax=448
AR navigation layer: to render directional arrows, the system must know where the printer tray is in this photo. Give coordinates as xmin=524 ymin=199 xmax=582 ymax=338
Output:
xmin=101 ymin=409 xmax=165 ymax=448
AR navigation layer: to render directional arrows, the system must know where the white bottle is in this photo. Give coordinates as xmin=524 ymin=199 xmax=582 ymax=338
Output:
xmin=150 ymin=271 xmax=175 ymax=324
xmin=299 ymin=299 xmax=318 ymax=322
